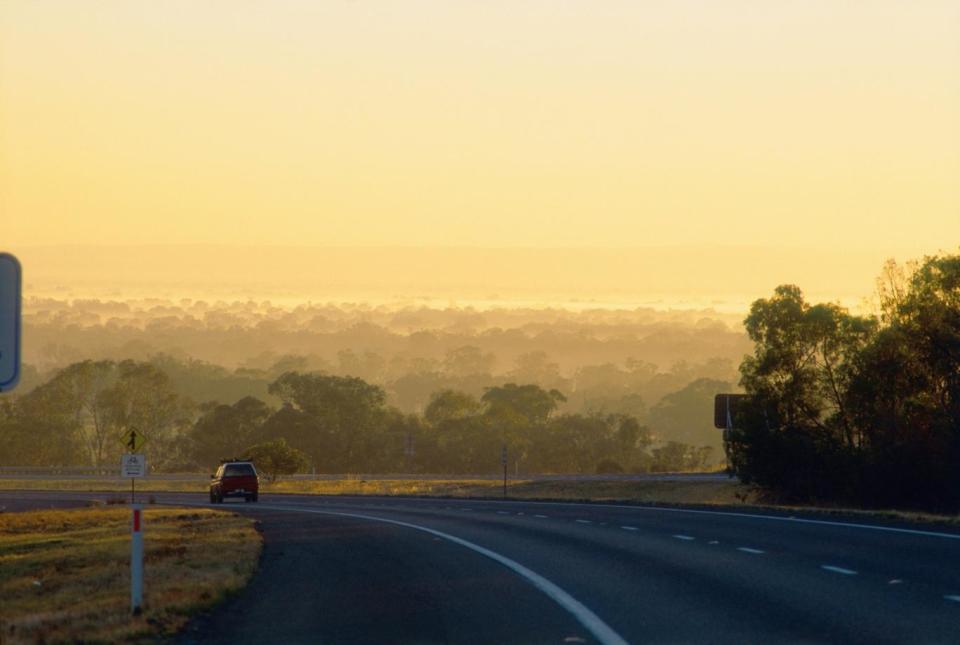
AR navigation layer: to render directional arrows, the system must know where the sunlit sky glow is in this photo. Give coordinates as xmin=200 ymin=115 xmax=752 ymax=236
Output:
xmin=1 ymin=1 xmax=958 ymax=304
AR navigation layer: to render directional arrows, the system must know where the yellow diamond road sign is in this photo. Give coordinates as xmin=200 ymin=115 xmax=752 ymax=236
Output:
xmin=120 ymin=428 xmax=148 ymax=453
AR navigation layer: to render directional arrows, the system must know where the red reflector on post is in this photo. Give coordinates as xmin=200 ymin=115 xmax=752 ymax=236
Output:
xmin=133 ymin=509 xmax=141 ymax=532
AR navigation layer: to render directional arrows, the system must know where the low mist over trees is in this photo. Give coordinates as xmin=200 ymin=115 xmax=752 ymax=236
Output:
xmin=19 ymin=299 xmax=746 ymax=421
xmin=727 ymin=252 xmax=960 ymax=511
xmin=6 ymin=300 xmax=742 ymax=466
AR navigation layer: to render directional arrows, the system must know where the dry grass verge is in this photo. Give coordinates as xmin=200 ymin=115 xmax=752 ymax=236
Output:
xmin=0 ymin=477 xmax=746 ymax=505
xmin=266 ymin=477 xmax=748 ymax=505
xmin=0 ymin=506 xmax=261 ymax=644
xmin=0 ymin=479 xmax=203 ymax=493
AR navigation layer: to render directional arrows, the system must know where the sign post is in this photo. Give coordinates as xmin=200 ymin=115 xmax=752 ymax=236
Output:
xmin=404 ymin=433 xmax=415 ymax=471
xmin=122 ymin=453 xmax=146 ymax=503
xmin=120 ymin=428 xmax=148 ymax=503
xmin=0 ymin=253 xmax=22 ymax=393
xmin=501 ymin=444 xmax=508 ymax=500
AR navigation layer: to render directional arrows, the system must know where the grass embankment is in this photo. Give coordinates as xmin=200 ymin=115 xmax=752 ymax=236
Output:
xmin=0 ymin=506 xmax=261 ymax=644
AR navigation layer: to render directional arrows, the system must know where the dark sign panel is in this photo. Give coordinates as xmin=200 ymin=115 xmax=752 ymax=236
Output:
xmin=0 ymin=253 xmax=21 ymax=392
xmin=714 ymin=393 xmax=750 ymax=429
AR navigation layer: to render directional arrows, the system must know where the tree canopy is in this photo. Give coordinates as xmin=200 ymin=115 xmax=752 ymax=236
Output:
xmin=728 ymin=251 xmax=960 ymax=510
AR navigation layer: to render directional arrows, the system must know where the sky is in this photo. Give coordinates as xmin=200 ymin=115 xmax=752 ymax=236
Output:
xmin=1 ymin=1 xmax=958 ymax=303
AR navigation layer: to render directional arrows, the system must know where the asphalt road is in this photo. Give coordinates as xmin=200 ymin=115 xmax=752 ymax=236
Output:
xmin=3 ymin=490 xmax=960 ymax=644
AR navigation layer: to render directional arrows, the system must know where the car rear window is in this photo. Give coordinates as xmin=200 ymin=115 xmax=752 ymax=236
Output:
xmin=223 ymin=464 xmax=256 ymax=477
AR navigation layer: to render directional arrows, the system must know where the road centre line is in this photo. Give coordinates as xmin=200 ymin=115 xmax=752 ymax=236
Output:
xmin=821 ymin=565 xmax=857 ymax=575
xmin=737 ymin=547 xmax=765 ymax=554
xmin=245 ymin=503 xmax=629 ymax=645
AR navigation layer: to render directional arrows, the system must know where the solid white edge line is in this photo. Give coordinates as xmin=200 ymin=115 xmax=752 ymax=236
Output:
xmin=821 ymin=565 xmax=857 ymax=575
xmin=251 ymin=504 xmax=629 ymax=645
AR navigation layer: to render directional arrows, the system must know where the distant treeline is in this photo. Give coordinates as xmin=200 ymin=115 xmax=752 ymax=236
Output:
xmin=728 ymin=252 xmax=960 ymax=511
xmin=12 ymin=302 xmax=743 ymax=459
xmin=0 ymin=362 xmax=719 ymax=475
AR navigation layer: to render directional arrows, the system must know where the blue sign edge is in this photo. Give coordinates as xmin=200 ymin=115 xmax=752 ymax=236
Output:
xmin=0 ymin=252 xmax=21 ymax=392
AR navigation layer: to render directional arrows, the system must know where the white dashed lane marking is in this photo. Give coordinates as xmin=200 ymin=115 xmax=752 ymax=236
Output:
xmin=575 ymin=519 xmax=593 ymax=525
xmin=534 ymin=514 xmax=549 ymax=519
xmin=944 ymin=595 xmax=960 ymax=603
xmin=673 ymin=534 xmax=695 ymax=541
xmin=621 ymin=526 xmax=638 ymax=531
xmin=821 ymin=565 xmax=857 ymax=575
xmin=737 ymin=547 xmax=765 ymax=554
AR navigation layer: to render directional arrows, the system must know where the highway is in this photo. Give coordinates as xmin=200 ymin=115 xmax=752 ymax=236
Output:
xmin=4 ymin=490 xmax=959 ymax=644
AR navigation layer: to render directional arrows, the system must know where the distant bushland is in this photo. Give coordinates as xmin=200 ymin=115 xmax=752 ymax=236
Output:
xmin=0 ymin=363 xmax=718 ymax=475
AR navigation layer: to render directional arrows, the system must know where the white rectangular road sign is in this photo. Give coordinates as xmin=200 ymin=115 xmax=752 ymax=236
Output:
xmin=0 ymin=253 xmax=22 ymax=392
xmin=122 ymin=454 xmax=146 ymax=478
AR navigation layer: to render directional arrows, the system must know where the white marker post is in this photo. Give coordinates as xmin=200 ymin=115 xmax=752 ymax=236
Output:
xmin=121 ymin=453 xmax=146 ymax=614
xmin=131 ymin=503 xmax=144 ymax=614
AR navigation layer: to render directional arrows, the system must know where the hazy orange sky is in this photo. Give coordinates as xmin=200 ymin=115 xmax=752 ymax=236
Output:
xmin=2 ymin=1 xmax=958 ymax=292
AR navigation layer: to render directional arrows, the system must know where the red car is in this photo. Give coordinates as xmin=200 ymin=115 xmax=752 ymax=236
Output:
xmin=210 ymin=461 xmax=259 ymax=503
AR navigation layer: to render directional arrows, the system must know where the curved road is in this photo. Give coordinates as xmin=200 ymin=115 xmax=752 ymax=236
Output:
xmin=4 ymin=491 xmax=959 ymax=644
